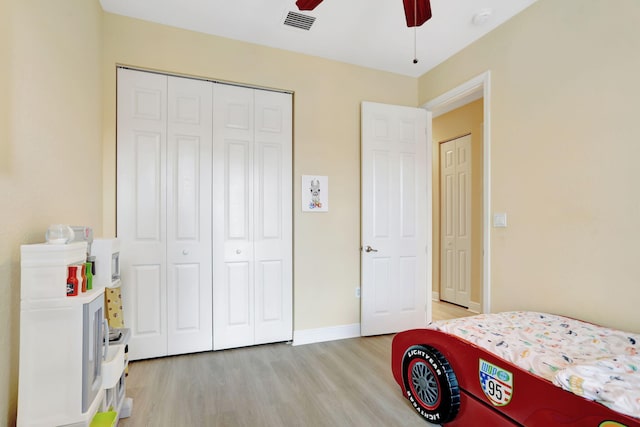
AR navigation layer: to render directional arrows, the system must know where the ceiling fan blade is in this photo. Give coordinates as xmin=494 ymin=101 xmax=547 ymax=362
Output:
xmin=403 ymin=0 xmax=432 ymax=27
xmin=296 ymin=0 xmax=324 ymax=11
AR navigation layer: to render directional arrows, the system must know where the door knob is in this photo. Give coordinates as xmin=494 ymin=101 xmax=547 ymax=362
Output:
xmin=363 ymin=245 xmax=378 ymax=253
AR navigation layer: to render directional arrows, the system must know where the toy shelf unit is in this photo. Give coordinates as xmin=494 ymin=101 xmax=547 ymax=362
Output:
xmin=91 ymin=238 xmax=120 ymax=289
xmin=18 ymin=242 xmax=130 ymax=427
xmin=105 ymin=327 xmax=133 ymax=424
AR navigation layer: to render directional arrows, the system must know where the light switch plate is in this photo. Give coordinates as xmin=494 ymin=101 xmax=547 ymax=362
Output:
xmin=493 ymin=212 xmax=507 ymax=228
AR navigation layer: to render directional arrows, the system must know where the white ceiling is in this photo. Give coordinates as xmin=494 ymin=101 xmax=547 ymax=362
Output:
xmin=99 ymin=0 xmax=538 ymax=78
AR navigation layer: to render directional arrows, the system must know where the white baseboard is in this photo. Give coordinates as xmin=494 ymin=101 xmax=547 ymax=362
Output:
xmin=292 ymin=323 xmax=361 ymax=346
xmin=432 ymin=291 xmax=440 ymax=301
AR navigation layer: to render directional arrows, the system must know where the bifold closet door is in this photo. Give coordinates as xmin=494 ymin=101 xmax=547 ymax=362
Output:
xmin=212 ymin=84 xmax=292 ymax=350
xmin=166 ymin=76 xmax=213 ymax=356
xmin=117 ymin=69 xmax=213 ymax=360
xmin=117 ymin=69 xmax=168 ymax=360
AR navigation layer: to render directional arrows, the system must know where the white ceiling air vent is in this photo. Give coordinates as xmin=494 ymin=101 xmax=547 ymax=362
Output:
xmin=284 ymin=11 xmax=316 ymax=31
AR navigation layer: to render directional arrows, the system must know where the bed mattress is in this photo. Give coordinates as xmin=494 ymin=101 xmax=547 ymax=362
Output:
xmin=429 ymin=311 xmax=640 ymax=418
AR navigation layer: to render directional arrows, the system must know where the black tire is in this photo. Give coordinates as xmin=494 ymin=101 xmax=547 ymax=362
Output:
xmin=402 ymin=345 xmax=460 ymax=424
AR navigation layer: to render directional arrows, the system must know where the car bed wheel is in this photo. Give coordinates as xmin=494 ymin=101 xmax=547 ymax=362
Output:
xmin=402 ymin=345 xmax=460 ymax=424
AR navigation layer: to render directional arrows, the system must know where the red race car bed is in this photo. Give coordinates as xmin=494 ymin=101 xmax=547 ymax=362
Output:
xmin=391 ymin=311 xmax=640 ymax=426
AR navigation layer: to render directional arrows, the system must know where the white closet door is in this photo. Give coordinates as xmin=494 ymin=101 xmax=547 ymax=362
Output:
xmin=253 ymin=90 xmax=292 ymax=345
xmin=119 ymin=69 xmax=292 ymax=356
xmin=166 ymin=76 xmax=213 ymax=355
xmin=117 ymin=68 xmax=168 ymax=360
xmin=212 ymin=85 xmax=292 ymax=350
xmin=213 ymin=84 xmax=256 ymax=350
xmin=118 ymin=69 xmax=214 ymax=360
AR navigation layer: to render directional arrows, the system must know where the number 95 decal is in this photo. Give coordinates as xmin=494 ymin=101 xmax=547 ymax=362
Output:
xmin=479 ymin=359 xmax=514 ymax=406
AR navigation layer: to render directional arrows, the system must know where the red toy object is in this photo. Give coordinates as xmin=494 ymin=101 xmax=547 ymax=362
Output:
xmin=391 ymin=314 xmax=640 ymax=426
xmin=66 ymin=265 xmax=79 ymax=296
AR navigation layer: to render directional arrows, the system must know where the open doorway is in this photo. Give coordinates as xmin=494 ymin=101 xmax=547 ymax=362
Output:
xmin=423 ymin=71 xmax=491 ymax=314
xmin=435 ymin=106 xmax=481 ymax=311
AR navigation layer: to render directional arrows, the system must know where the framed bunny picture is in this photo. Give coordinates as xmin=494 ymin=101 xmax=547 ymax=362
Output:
xmin=301 ymin=175 xmax=329 ymax=212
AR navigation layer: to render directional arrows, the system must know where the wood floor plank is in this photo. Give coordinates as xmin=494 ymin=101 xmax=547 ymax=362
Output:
xmin=432 ymin=300 xmax=475 ymax=322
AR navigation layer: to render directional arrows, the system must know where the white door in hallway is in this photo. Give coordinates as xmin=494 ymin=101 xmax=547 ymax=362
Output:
xmin=361 ymin=101 xmax=431 ymax=336
xmin=117 ymin=69 xmax=213 ymax=359
xmin=440 ymin=135 xmax=471 ymax=307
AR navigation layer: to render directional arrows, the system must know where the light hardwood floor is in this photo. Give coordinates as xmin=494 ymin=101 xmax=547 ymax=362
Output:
xmin=432 ymin=300 xmax=475 ymax=322
xmin=119 ymin=301 xmax=474 ymax=427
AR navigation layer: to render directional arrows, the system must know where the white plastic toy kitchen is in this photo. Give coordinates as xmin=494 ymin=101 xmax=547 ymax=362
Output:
xmin=18 ymin=229 xmax=132 ymax=427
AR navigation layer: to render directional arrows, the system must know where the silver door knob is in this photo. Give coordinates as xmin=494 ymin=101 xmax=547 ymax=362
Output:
xmin=182 ymin=249 xmax=189 ymax=255
xmin=363 ymin=245 xmax=378 ymax=253
xmin=236 ymin=249 xmax=242 ymax=254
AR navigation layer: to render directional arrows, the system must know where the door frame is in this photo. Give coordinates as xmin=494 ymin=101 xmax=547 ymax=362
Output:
xmin=422 ymin=71 xmax=491 ymax=314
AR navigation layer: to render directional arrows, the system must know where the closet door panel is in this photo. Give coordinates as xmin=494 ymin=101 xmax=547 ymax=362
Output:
xmin=227 ymin=263 xmax=251 ymax=326
xmin=134 ymin=133 xmax=163 ymax=240
xmin=213 ymin=84 xmax=256 ymax=350
xmin=219 ymin=261 xmax=253 ymax=349
xmin=226 ymin=141 xmax=251 ymax=241
xmin=117 ymin=68 xmax=168 ymax=360
xmin=167 ymin=76 xmax=213 ymax=355
xmin=255 ymin=260 xmax=284 ymax=344
xmin=254 ymin=90 xmax=292 ymax=344
xmin=171 ymin=264 xmax=200 ymax=330
xmin=130 ymin=265 xmax=163 ymax=336
xmin=258 ymin=143 xmax=282 ymax=239
xmin=174 ymin=137 xmax=199 ymax=239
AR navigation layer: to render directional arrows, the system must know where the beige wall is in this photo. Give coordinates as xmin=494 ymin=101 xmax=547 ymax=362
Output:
xmin=0 ymin=0 xmax=103 ymax=424
xmin=100 ymin=13 xmax=418 ymax=331
xmin=432 ymin=100 xmax=484 ymax=306
xmin=0 ymin=1 xmax=12 ymax=423
xmin=419 ymin=0 xmax=640 ymax=332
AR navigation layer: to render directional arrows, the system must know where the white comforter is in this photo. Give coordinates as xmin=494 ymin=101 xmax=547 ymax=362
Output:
xmin=429 ymin=311 xmax=640 ymax=418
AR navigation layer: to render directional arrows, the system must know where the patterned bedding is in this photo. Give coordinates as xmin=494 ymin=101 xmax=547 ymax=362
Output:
xmin=428 ymin=311 xmax=640 ymax=418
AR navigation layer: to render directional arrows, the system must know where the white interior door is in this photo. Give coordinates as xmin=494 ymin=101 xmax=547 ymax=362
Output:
xmin=253 ymin=89 xmax=293 ymax=345
xmin=118 ymin=69 xmax=214 ymax=359
xmin=166 ymin=76 xmax=213 ymax=355
xmin=117 ymin=68 xmax=168 ymax=360
xmin=119 ymin=68 xmax=292 ymax=357
xmin=213 ymin=84 xmax=255 ymax=350
xmin=440 ymin=135 xmax=471 ymax=307
xmin=361 ymin=101 xmax=431 ymax=336
xmin=212 ymin=85 xmax=293 ymax=350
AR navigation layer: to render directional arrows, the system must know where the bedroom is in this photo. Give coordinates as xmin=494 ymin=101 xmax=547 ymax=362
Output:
xmin=1 ymin=0 xmax=639 ymax=425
